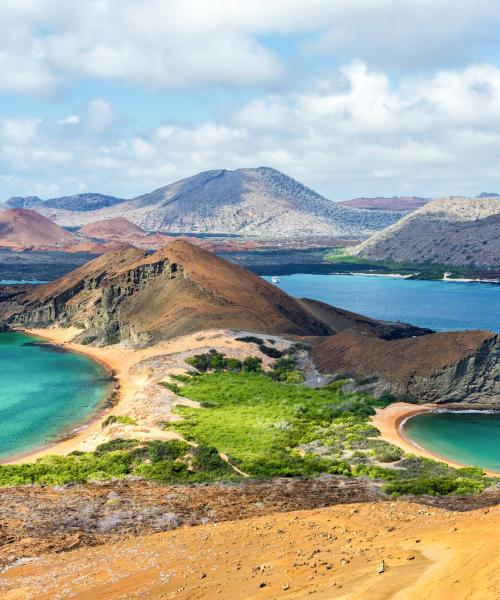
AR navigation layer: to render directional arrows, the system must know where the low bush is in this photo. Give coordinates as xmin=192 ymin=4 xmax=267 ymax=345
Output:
xmin=102 ymin=415 xmax=137 ymax=428
xmin=258 ymin=344 xmax=283 ymax=358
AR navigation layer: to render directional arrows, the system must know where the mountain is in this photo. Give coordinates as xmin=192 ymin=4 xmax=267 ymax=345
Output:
xmin=338 ymin=196 xmax=429 ymax=212
xmin=6 ymin=195 xmax=43 ymax=208
xmin=0 ymin=208 xmax=77 ymax=249
xmin=8 ymin=192 xmax=125 ymax=211
xmin=1 ymin=240 xmax=425 ymax=345
xmin=476 ymin=192 xmax=500 ymax=198
xmin=12 ymin=168 xmax=404 ymax=239
xmin=78 ymin=217 xmax=146 ymax=239
xmin=353 ymin=197 xmax=500 ymax=267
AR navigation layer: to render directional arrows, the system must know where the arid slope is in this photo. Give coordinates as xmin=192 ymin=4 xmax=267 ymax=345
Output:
xmin=0 ymin=208 xmax=76 ymax=249
xmin=353 ymin=197 xmax=500 ymax=266
xmin=1 ymin=500 xmax=499 ymax=600
xmin=2 ymin=241 xmax=336 ymax=343
xmin=313 ymin=329 xmax=500 ymax=403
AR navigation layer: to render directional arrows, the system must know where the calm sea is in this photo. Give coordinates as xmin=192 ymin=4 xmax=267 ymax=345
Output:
xmin=264 ymin=274 xmax=500 ymax=332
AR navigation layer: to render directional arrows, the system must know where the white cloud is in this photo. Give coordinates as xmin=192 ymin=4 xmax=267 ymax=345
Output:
xmin=3 ymin=62 xmax=500 ymax=199
xmin=0 ymin=1 xmax=499 ymax=95
xmin=59 ymin=115 xmax=80 ymax=125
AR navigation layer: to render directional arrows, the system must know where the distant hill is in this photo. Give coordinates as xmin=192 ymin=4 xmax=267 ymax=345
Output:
xmin=10 ymin=167 xmax=404 ymax=239
xmin=353 ymin=197 xmax=500 ymax=267
xmin=338 ymin=196 xmax=429 ymax=212
xmin=0 ymin=208 xmax=76 ymax=249
xmin=476 ymin=192 xmax=500 ymax=198
xmin=8 ymin=193 xmax=125 ymax=211
xmin=78 ymin=217 xmax=146 ymax=239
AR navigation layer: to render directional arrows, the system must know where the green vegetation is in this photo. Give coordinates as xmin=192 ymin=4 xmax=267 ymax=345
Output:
xmin=0 ymin=439 xmax=236 ymax=486
xmin=165 ymin=371 xmax=491 ymax=495
xmin=184 ymin=350 xmax=262 ymax=373
xmin=0 ymin=360 xmax=492 ymax=496
xmin=102 ymin=415 xmax=137 ymax=427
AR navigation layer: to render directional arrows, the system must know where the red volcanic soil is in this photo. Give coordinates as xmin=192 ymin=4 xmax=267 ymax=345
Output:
xmin=78 ymin=217 xmax=146 ymax=239
xmin=0 ymin=208 xmax=76 ymax=249
xmin=339 ymin=196 xmax=429 ymax=211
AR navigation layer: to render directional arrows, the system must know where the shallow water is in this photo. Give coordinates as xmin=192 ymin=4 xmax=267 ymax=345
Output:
xmin=264 ymin=274 xmax=500 ymax=332
xmin=403 ymin=412 xmax=500 ymax=471
xmin=0 ymin=331 xmax=111 ymax=459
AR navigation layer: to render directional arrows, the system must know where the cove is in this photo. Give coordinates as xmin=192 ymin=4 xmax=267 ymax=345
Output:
xmin=0 ymin=331 xmax=112 ymax=460
xmin=264 ymin=274 xmax=500 ymax=332
xmin=403 ymin=412 xmax=500 ymax=472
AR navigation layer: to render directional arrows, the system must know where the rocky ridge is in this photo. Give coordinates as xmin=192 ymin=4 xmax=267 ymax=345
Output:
xmin=313 ymin=329 xmax=500 ymax=404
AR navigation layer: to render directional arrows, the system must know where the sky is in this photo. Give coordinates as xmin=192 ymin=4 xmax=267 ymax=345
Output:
xmin=2 ymin=0 xmax=500 ymax=201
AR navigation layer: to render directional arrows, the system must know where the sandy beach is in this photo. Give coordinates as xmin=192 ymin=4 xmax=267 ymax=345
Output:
xmin=372 ymin=402 xmax=500 ymax=477
xmin=4 ymin=327 xmax=284 ymax=464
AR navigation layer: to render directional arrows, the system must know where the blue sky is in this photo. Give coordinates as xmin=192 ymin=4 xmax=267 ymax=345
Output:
xmin=2 ymin=0 xmax=500 ymax=201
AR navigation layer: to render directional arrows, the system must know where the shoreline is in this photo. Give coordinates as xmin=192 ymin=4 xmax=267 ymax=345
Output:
xmin=371 ymin=402 xmax=500 ymax=477
xmin=2 ymin=326 xmax=276 ymax=465
xmin=3 ymin=328 xmax=127 ymax=464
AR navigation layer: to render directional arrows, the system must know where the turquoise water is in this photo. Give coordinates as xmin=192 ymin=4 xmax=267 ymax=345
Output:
xmin=264 ymin=274 xmax=500 ymax=332
xmin=403 ymin=412 xmax=500 ymax=471
xmin=0 ymin=332 xmax=111 ymax=459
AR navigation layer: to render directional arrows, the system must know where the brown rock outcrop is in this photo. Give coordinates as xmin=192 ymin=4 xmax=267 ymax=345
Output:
xmin=313 ymin=329 xmax=500 ymax=404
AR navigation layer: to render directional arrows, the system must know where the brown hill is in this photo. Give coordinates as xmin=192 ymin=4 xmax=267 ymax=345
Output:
xmin=78 ymin=217 xmax=146 ymax=239
xmin=313 ymin=328 xmax=500 ymax=403
xmin=0 ymin=208 xmax=76 ymax=249
xmin=3 ymin=241 xmax=335 ymax=344
xmin=2 ymin=241 xmax=428 ymax=345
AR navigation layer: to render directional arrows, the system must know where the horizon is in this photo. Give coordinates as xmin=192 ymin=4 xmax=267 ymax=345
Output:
xmin=2 ymin=1 xmax=500 ymax=200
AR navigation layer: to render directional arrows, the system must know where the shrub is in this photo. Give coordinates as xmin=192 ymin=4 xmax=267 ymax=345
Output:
xmin=102 ymin=415 xmax=137 ymax=428
xmin=95 ymin=438 xmax=140 ymax=454
xmin=258 ymin=344 xmax=283 ymax=358
xmin=242 ymin=356 xmax=262 ymax=372
xmin=236 ymin=336 xmax=262 ymax=344
xmin=370 ymin=440 xmax=404 ymax=463
xmin=384 ymin=476 xmax=487 ymax=496
xmin=161 ymin=382 xmax=183 ymax=394
xmin=191 ymin=445 xmax=231 ymax=473
xmin=148 ymin=440 xmax=189 ymax=463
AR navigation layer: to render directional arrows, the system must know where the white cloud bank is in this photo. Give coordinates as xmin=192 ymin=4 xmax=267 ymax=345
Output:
xmin=3 ymin=61 xmax=500 ymax=199
xmin=0 ymin=0 xmax=499 ymax=94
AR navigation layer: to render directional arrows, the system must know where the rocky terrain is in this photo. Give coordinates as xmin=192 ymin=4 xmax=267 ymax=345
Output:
xmin=10 ymin=167 xmax=404 ymax=239
xmin=353 ymin=197 xmax=500 ymax=267
xmin=313 ymin=329 xmax=500 ymax=404
xmin=8 ymin=192 xmax=125 ymax=211
xmin=1 ymin=493 xmax=499 ymax=599
xmin=339 ymin=196 xmax=429 ymax=212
